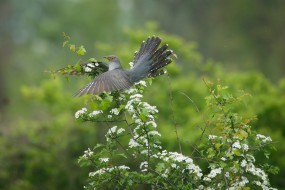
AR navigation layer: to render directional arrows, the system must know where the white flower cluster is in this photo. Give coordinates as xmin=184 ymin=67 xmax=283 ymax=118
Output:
xmin=203 ymin=168 xmax=222 ymax=182
xmin=155 ymin=150 xmax=203 ymax=179
xmin=146 ymin=121 xmax=157 ymax=128
xmin=84 ymin=62 xmax=99 ymax=72
xmin=75 ymin=107 xmax=87 ymax=119
xmin=99 ymin=157 xmax=109 ymax=163
xmin=110 ymin=108 xmax=120 ymax=115
xmin=89 ymin=165 xmax=130 ymax=177
xmin=223 ymin=153 xmax=275 ymax=189
xmin=137 ymin=80 xmax=147 ymax=87
xmin=75 ymin=108 xmax=103 ymax=119
xmin=88 ymin=110 xmax=103 ymax=117
xmin=246 ymin=163 xmax=269 ymax=184
xmin=243 ymin=144 xmax=249 ymax=151
xmin=84 ymin=67 xmax=92 ymax=72
xmin=227 ymin=176 xmax=249 ymax=190
xmin=140 ymin=161 xmax=148 ymax=172
xmin=208 ymin=135 xmax=217 ymax=140
xmin=105 ymin=126 xmax=125 ymax=141
xmin=256 ymin=134 xmax=272 ymax=143
xmin=232 ymin=141 xmax=242 ymax=149
xmin=148 ymin=131 xmax=161 ymax=136
xmin=82 ymin=148 xmax=94 ymax=159
xmin=125 ymin=86 xmax=161 ymax=151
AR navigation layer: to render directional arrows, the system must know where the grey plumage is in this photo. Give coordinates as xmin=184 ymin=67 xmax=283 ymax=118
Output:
xmin=75 ymin=36 xmax=172 ymax=96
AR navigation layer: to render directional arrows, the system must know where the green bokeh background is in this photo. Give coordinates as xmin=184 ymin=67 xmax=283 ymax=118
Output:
xmin=1 ymin=0 xmax=285 ymax=189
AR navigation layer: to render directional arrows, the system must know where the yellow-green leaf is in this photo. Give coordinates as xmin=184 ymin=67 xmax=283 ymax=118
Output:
xmin=77 ymin=46 xmax=86 ymax=55
xmin=69 ymin=44 xmax=76 ymax=52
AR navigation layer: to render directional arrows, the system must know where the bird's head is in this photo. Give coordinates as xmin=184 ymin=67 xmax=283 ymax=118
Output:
xmin=103 ymin=55 xmax=119 ymax=62
xmin=104 ymin=55 xmax=122 ymax=70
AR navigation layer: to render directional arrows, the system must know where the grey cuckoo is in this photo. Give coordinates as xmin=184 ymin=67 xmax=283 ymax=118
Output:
xmin=60 ymin=36 xmax=173 ymax=96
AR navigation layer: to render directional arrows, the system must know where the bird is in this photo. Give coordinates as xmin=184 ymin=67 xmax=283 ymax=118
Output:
xmin=61 ymin=36 xmax=173 ymax=96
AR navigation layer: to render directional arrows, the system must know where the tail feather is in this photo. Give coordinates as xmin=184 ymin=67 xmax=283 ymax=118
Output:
xmin=151 ymin=44 xmax=168 ymax=60
xmin=146 ymin=37 xmax=160 ymax=53
xmin=134 ymin=36 xmax=161 ymax=64
xmin=130 ymin=36 xmax=172 ymax=83
xmin=155 ymin=50 xmax=172 ymax=64
xmin=150 ymin=58 xmax=172 ymax=73
xmin=149 ymin=69 xmax=166 ymax=78
xmin=134 ymin=41 xmax=146 ymax=63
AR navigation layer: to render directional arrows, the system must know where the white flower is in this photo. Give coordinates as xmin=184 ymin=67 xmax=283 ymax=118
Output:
xmin=240 ymin=176 xmax=249 ymax=186
xmin=108 ymin=115 xmax=112 ymax=118
xmin=225 ymin=172 xmax=230 ymax=178
xmin=89 ymin=168 xmax=105 ymax=176
xmin=221 ymin=157 xmax=226 ymax=161
xmin=117 ymin=128 xmax=125 ymax=134
xmin=245 ymin=154 xmax=256 ymax=163
xmin=110 ymin=108 xmax=120 ymax=115
xmin=148 ymin=131 xmax=161 ymax=136
xmin=89 ymin=165 xmax=130 ymax=177
xmin=88 ymin=110 xmax=103 ymax=117
xmin=161 ymin=173 xmax=168 ymax=178
xmin=75 ymin=107 xmax=87 ymax=119
xmin=243 ymin=144 xmax=249 ymax=151
xmin=129 ymin=138 xmax=140 ymax=148
xmin=130 ymin=94 xmax=143 ymax=99
xmin=140 ymin=161 xmax=148 ymax=170
xmin=241 ymin=159 xmax=247 ymax=167
xmin=84 ymin=67 xmax=92 ymax=72
xmin=99 ymin=157 xmax=109 ymax=163
xmin=138 ymin=80 xmax=147 ymax=87
xmin=108 ymin=126 xmax=117 ymax=134
xmin=126 ymin=88 xmax=138 ymax=94
xmin=95 ymin=62 xmax=99 ymax=66
xmin=87 ymin=63 xmax=95 ymax=68
xmin=117 ymin=165 xmax=130 ymax=170
xmin=256 ymin=134 xmax=266 ymax=139
xmin=232 ymin=141 xmax=241 ymax=149
xmin=83 ymin=148 xmax=94 ymax=158
xmin=256 ymin=134 xmax=272 ymax=143
xmin=140 ymin=150 xmax=148 ymax=154
xmin=171 ymin=163 xmax=177 ymax=168
xmin=207 ymin=168 xmax=222 ymax=178
xmin=135 ymin=119 xmax=143 ymax=124
xmin=208 ymin=135 xmax=217 ymax=140
xmin=203 ymin=177 xmax=211 ymax=182
xmin=146 ymin=121 xmax=157 ymax=128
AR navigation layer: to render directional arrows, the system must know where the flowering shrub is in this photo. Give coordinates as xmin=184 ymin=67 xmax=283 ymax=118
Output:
xmin=76 ymin=78 xmax=278 ymax=190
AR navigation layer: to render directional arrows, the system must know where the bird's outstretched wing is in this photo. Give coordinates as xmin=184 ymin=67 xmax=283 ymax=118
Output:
xmin=56 ymin=61 xmax=109 ymax=78
xmin=74 ymin=69 xmax=132 ymax=96
xmin=130 ymin=36 xmax=173 ymax=83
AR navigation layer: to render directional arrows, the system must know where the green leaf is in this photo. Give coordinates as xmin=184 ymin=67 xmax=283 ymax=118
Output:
xmin=89 ymin=57 xmax=98 ymax=62
xmin=139 ymin=108 xmax=148 ymax=121
xmin=77 ymin=45 xmax=87 ymax=55
xmin=233 ymin=149 xmax=241 ymax=156
xmin=237 ymin=129 xmax=248 ymax=140
xmin=118 ymin=153 xmax=127 ymax=159
xmin=74 ymin=63 xmax=81 ymax=72
xmin=215 ymin=143 xmax=222 ymax=149
xmin=69 ymin=44 xmax=76 ymax=52
xmin=63 ymin=40 xmax=69 ymax=47
xmin=155 ymin=163 xmax=165 ymax=172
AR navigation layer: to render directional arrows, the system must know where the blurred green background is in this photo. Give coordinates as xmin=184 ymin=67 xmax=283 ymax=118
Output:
xmin=1 ymin=0 xmax=285 ymax=189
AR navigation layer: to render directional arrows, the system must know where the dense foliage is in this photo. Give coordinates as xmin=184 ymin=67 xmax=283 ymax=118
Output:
xmin=76 ymin=79 xmax=277 ymax=189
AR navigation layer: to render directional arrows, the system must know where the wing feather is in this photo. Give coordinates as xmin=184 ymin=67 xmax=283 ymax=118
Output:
xmin=75 ymin=69 xmax=132 ymax=96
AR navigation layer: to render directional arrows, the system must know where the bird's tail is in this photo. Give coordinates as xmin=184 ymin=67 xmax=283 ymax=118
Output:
xmin=130 ymin=36 xmax=172 ymax=83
